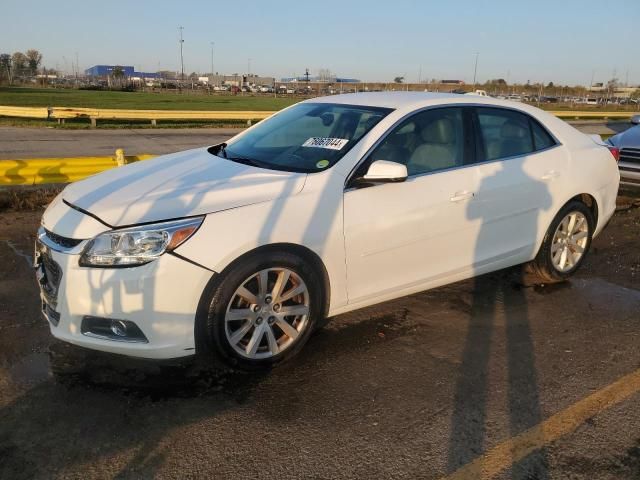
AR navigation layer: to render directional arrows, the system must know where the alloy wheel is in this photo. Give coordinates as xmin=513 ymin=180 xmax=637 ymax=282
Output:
xmin=224 ymin=268 xmax=310 ymax=360
xmin=551 ymin=211 xmax=589 ymax=272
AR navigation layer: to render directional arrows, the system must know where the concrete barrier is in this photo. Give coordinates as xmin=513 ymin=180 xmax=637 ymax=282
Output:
xmin=0 ymin=151 xmax=155 ymax=185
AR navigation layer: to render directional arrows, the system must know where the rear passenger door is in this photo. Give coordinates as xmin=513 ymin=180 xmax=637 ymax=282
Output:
xmin=469 ymin=107 xmax=565 ymax=270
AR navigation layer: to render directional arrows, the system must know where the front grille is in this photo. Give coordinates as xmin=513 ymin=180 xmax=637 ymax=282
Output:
xmin=620 ymin=147 xmax=640 ymax=165
xmin=42 ymin=254 xmax=61 ymax=291
xmin=43 ymin=303 xmax=60 ymax=326
xmin=44 ymin=229 xmax=83 ymax=249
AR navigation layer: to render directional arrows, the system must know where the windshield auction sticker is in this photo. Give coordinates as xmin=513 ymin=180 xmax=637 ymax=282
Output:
xmin=302 ymin=137 xmax=349 ymax=150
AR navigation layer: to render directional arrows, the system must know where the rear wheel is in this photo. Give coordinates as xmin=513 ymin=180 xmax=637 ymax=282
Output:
xmin=526 ymin=201 xmax=595 ymax=284
xmin=205 ymin=251 xmax=322 ymax=369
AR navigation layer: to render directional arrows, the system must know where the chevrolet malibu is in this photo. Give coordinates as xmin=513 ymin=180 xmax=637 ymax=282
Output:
xmin=36 ymin=93 xmax=620 ymax=368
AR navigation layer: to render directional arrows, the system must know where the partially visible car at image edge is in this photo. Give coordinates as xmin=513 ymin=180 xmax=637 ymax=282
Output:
xmin=35 ymin=92 xmax=620 ymax=369
xmin=607 ymin=114 xmax=640 ymax=187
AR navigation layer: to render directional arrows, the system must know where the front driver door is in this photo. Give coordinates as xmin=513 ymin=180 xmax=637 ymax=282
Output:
xmin=343 ymin=107 xmax=481 ymax=304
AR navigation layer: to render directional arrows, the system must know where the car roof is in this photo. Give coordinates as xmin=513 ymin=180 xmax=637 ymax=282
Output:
xmin=305 ymin=91 xmax=523 ymax=110
xmin=303 ymin=91 xmax=593 ymax=148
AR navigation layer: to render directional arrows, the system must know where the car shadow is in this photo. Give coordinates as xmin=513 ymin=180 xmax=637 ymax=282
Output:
xmin=446 ymin=158 xmax=552 ymax=478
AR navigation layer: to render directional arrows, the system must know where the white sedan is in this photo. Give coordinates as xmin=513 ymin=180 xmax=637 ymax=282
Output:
xmin=37 ymin=93 xmax=620 ymax=368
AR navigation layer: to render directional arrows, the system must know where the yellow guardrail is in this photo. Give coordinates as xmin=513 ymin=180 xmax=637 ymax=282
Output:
xmin=550 ymin=111 xmax=635 ymax=119
xmin=0 ymin=106 xmax=50 ymax=119
xmin=0 ymin=105 xmax=275 ymax=126
xmin=50 ymin=107 xmax=275 ymax=120
xmin=0 ymin=105 xmax=636 ymax=125
xmin=0 ymin=151 xmax=155 ymax=185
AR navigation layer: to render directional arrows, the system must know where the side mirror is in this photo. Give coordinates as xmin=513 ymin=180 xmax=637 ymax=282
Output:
xmin=361 ymin=160 xmax=408 ymax=184
xmin=631 ymin=115 xmax=640 ymax=125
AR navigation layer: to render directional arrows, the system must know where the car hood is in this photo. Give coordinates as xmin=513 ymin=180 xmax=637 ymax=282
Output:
xmin=62 ymin=147 xmax=307 ymax=227
xmin=609 ymin=125 xmax=640 ymax=147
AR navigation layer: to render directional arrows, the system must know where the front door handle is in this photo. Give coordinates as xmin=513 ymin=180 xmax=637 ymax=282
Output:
xmin=541 ymin=170 xmax=560 ymax=181
xmin=450 ymin=191 xmax=475 ymax=202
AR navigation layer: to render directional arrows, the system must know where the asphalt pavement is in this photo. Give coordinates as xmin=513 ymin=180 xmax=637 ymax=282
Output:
xmin=0 ymin=127 xmax=238 ymax=159
xmin=0 ymin=199 xmax=639 ymax=479
xmin=0 ymin=121 xmax=632 ymax=160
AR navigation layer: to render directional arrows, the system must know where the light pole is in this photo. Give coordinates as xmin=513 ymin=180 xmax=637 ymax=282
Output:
xmin=211 ymin=42 xmax=215 ymax=76
xmin=178 ymin=26 xmax=185 ymax=81
xmin=472 ymin=52 xmax=479 ymax=88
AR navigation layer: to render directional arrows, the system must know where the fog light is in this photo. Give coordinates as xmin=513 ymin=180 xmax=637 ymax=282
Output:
xmin=110 ymin=320 xmax=129 ymax=337
xmin=81 ymin=316 xmax=148 ymax=343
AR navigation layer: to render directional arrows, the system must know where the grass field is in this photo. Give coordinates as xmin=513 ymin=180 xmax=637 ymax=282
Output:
xmin=0 ymin=86 xmax=636 ymax=129
xmin=0 ymin=87 xmax=298 ymax=111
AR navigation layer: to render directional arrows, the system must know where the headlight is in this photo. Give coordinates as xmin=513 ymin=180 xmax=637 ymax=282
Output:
xmin=79 ymin=217 xmax=203 ymax=267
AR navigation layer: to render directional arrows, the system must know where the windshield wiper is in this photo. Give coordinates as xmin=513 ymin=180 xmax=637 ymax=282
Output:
xmin=225 ymin=155 xmax=267 ymax=168
xmin=209 ymin=143 xmax=269 ymax=169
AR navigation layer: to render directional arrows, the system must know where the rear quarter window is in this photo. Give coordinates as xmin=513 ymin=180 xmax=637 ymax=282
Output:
xmin=530 ymin=119 xmax=556 ymax=150
xmin=476 ymin=108 xmax=534 ymax=161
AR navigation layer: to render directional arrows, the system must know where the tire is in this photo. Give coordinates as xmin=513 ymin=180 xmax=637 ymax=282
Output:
xmin=526 ymin=200 xmax=595 ymax=284
xmin=203 ymin=250 xmax=323 ymax=370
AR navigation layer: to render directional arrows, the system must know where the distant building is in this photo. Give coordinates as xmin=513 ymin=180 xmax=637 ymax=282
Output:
xmin=85 ymin=65 xmax=159 ymax=79
xmin=208 ymin=73 xmax=275 ymax=87
xmin=440 ymin=79 xmax=465 ymax=85
xmin=280 ymin=75 xmax=360 ymax=83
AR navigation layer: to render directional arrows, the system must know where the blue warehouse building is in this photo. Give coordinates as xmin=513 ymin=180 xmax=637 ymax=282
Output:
xmin=85 ymin=65 xmax=159 ymax=79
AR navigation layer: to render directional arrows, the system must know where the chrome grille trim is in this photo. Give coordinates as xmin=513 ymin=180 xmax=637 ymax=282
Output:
xmin=37 ymin=227 xmax=88 ymax=254
xmin=44 ymin=229 xmax=83 ymax=249
xmin=620 ymin=148 xmax=640 ymax=165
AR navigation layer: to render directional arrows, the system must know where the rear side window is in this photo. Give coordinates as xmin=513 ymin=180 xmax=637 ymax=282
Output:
xmin=476 ymin=108 xmax=534 ymax=161
xmin=530 ymin=119 xmax=556 ymax=150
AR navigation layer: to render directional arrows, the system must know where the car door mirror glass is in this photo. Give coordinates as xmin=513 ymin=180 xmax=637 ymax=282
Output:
xmin=631 ymin=115 xmax=640 ymax=125
xmin=362 ymin=160 xmax=408 ymax=183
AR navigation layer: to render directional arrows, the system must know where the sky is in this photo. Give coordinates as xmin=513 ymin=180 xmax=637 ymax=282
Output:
xmin=2 ymin=0 xmax=639 ymax=86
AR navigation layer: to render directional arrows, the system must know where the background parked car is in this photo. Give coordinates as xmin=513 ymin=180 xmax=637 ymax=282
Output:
xmin=607 ymin=115 xmax=640 ymax=187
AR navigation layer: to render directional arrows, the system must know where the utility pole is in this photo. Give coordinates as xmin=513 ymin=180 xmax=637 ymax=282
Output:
xmin=472 ymin=52 xmax=479 ymax=88
xmin=178 ymin=26 xmax=185 ymax=81
xmin=210 ymin=41 xmax=215 ymax=77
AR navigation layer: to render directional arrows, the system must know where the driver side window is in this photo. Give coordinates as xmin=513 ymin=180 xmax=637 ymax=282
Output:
xmin=368 ymin=107 xmax=465 ymax=176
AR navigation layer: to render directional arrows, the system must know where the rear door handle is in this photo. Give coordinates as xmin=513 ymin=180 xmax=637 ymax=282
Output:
xmin=541 ymin=170 xmax=560 ymax=181
xmin=450 ymin=191 xmax=475 ymax=202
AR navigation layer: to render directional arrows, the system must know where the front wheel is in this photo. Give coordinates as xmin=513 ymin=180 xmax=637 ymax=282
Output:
xmin=204 ymin=251 xmax=323 ymax=369
xmin=526 ymin=201 xmax=595 ymax=284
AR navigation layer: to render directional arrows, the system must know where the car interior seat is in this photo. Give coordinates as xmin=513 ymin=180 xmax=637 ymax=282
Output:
xmin=407 ymin=118 xmax=459 ymax=175
xmin=496 ymin=120 xmax=532 ymax=158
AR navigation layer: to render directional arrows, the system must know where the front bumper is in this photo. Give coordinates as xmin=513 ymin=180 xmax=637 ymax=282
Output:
xmin=37 ymin=238 xmax=214 ymax=359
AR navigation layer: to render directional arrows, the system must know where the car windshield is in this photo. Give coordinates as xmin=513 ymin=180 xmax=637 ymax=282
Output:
xmin=213 ymin=103 xmax=393 ymax=173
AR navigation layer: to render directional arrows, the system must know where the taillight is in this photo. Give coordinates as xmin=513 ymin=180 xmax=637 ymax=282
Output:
xmin=607 ymin=146 xmax=620 ymax=162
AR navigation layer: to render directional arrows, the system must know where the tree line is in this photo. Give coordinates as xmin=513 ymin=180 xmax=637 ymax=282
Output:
xmin=0 ymin=49 xmax=43 ymax=84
